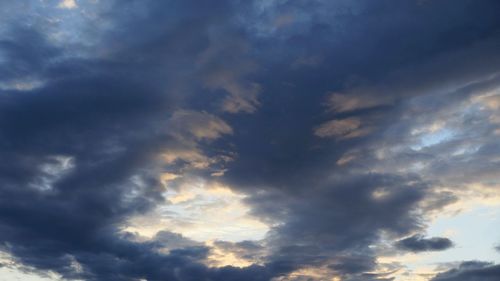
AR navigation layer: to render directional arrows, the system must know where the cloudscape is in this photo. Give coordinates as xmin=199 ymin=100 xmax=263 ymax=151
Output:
xmin=1 ymin=1 xmax=500 ymax=280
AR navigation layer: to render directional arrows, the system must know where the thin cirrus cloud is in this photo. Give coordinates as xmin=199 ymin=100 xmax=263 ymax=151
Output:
xmin=0 ymin=1 xmax=500 ymax=281
xmin=314 ymin=117 xmax=373 ymax=139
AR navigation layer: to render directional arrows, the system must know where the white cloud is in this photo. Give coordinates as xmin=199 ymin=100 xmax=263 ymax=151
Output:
xmin=58 ymin=0 xmax=77 ymax=9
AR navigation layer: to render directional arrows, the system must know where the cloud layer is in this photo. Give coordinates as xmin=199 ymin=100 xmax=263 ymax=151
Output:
xmin=1 ymin=0 xmax=500 ymax=280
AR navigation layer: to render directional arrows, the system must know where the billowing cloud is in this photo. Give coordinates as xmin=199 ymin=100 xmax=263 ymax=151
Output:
xmin=1 ymin=0 xmax=500 ymax=280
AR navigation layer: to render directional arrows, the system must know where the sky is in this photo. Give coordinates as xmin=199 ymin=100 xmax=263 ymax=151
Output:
xmin=0 ymin=0 xmax=500 ymax=281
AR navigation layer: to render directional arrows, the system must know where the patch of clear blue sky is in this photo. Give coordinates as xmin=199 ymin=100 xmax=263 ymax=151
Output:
xmin=427 ymin=205 xmax=500 ymax=265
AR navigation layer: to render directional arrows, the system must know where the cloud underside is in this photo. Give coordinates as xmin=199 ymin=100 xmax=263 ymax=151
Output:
xmin=0 ymin=0 xmax=500 ymax=281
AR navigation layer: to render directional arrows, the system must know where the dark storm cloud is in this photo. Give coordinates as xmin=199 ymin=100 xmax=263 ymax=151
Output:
xmin=218 ymin=0 xmax=500 ymax=279
xmin=395 ymin=235 xmax=453 ymax=253
xmin=241 ymin=173 xmax=426 ymax=279
xmin=0 ymin=0 xmax=272 ymax=280
xmin=1 ymin=0 xmax=500 ymax=280
xmin=221 ymin=0 xmax=500 ymax=191
xmin=431 ymin=261 xmax=500 ymax=281
xmin=0 ymin=26 xmax=59 ymax=84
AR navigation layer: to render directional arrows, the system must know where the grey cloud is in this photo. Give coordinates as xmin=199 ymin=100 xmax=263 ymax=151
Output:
xmin=314 ymin=117 xmax=373 ymax=139
xmin=431 ymin=261 xmax=500 ymax=281
xmin=0 ymin=1 xmax=265 ymax=280
xmin=395 ymin=235 xmax=453 ymax=252
xmin=199 ymin=30 xmax=261 ymax=113
xmin=153 ymin=231 xmax=203 ymax=251
xmin=213 ymin=240 xmax=266 ymax=263
xmin=1 ymin=0 xmax=500 ymax=280
xmin=239 ymin=173 xmax=426 ymax=279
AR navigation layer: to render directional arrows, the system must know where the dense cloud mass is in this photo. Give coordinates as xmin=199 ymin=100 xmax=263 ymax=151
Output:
xmin=1 ymin=0 xmax=500 ymax=281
